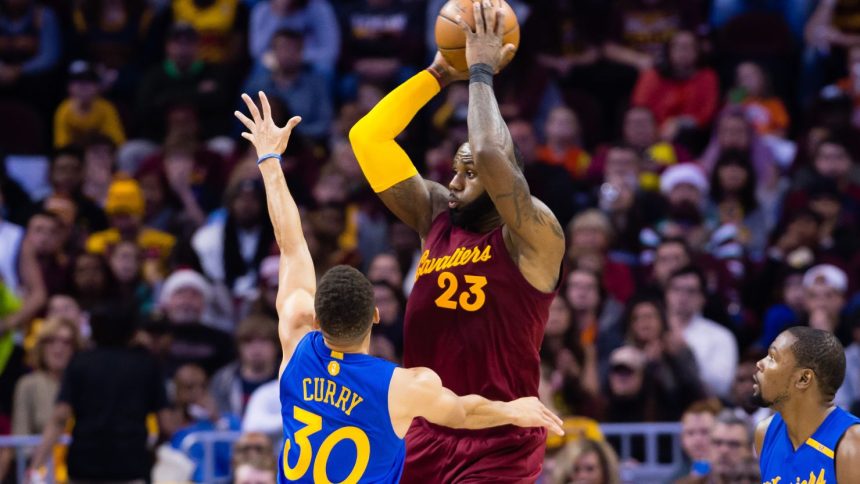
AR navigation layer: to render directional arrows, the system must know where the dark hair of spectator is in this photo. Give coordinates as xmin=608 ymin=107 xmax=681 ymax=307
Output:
xmin=272 ymin=28 xmax=304 ymax=44
xmin=709 ymin=149 xmax=758 ymax=213
xmin=83 ymin=133 xmax=118 ymax=152
xmin=813 ymin=133 xmax=854 ymax=162
xmin=236 ymin=314 xmax=279 ymax=347
xmin=52 ymin=145 xmax=84 ymax=165
xmin=621 ymin=294 xmax=669 ymax=339
xmin=785 ymin=326 xmax=845 ymax=400
xmin=657 ymin=30 xmax=704 ymax=79
xmin=89 ymin=302 xmax=139 ymax=347
xmin=370 ymin=280 xmax=406 ymax=313
xmin=667 ymin=265 xmax=706 ymax=296
xmin=657 ymin=236 xmax=694 ymax=261
xmin=314 ymin=265 xmax=376 ymax=344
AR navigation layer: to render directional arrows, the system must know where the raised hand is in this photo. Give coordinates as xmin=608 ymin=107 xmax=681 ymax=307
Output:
xmin=234 ymin=91 xmax=302 ymax=159
xmin=506 ymin=396 xmax=565 ymax=436
xmin=454 ymin=0 xmax=516 ymax=73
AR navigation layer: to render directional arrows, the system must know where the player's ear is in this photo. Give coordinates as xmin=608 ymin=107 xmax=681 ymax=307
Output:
xmin=796 ymin=369 xmax=813 ymax=389
xmin=372 ymin=307 xmax=380 ymax=325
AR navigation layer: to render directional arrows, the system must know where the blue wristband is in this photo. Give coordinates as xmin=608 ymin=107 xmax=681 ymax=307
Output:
xmin=257 ymin=153 xmax=282 ymax=165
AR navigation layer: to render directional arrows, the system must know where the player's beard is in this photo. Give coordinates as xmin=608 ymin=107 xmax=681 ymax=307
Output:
xmin=752 ymin=384 xmax=789 ymax=409
xmin=450 ymin=191 xmax=497 ymax=232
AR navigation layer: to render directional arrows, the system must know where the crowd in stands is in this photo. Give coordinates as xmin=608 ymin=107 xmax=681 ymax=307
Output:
xmin=2 ymin=0 xmax=860 ymax=482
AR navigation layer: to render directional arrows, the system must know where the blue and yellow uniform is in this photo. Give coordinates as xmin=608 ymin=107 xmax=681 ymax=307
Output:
xmin=279 ymin=331 xmax=405 ymax=483
xmin=760 ymin=407 xmax=860 ymax=484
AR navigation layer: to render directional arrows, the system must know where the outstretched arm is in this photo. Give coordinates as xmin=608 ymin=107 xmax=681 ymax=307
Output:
xmin=348 ymin=55 xmax=465 ymax=238
xmin=457 ymin=1 xmax=564 ymax=290
xmin=235 ymin=92 xmax=315 ymax=372
xmin=389 ymin=367 xmax=564 ymax=438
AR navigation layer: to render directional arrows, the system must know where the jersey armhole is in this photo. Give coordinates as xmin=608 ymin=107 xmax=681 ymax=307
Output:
xmin=385 ymin=366 xmax=406 ymax=441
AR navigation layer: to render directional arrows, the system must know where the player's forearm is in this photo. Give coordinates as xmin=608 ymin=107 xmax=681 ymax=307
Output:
xmin=258 ymin=160 xmax=305 ymax=256
xmin=467 ymin=79 xmax=515 ymax=171
xmin=455 ymin=394 xmax=514 ymax=430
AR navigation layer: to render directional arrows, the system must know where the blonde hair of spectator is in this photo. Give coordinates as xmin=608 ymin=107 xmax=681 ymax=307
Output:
xmin=568 ymin=209 xmax=614 ymax=240
xmin=553 ymin=437 xmax=621 ymax=484
xmin=682 ymin=397 xmax=723 ymax=418
xmin=28 ymin=317 xmax=82 ymax=370
xmin=236 ymin=314 xmax=279 ymax=347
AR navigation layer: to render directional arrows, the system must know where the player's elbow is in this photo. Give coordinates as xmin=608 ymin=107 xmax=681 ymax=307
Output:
xmin=471 ymin=143 xmax=507 ymax=166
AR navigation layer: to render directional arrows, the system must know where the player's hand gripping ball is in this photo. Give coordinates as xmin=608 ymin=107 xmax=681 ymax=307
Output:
xmin=435 ymin=0 xmax=520 ymax=72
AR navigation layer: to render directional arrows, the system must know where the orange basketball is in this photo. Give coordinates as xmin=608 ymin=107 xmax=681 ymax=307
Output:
xmin=435 ymin=0 xmax=519 ymax=73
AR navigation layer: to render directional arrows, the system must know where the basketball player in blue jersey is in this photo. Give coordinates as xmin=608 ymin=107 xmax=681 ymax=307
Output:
xmin=754 ymin=327 xmax=860 ymax=483
xmin=234 ymin=92 xmax=564 ymax=484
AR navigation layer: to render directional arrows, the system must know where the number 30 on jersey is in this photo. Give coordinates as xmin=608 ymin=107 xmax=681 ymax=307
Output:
xmin=283 ymin=406 xmax=370 ymax=484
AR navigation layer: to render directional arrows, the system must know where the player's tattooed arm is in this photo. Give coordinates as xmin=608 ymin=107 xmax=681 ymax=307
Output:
xmin=377 ymin=177 xmax=449 ymax=239
xmin=236 ymin=92 xmax=315 ymax=367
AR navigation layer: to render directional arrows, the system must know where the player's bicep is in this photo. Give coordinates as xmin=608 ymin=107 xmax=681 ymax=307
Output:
xmin=277 ymin=289 xmax=315 ymax=364
xmin=377 ymin=177 xmax=447 ymax=238
xmin=837 ymin=425 xmax=860 ymax=482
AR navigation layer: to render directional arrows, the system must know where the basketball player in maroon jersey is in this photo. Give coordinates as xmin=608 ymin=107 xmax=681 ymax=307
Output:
xmin=349 ymin=2 xmax=565 ymax=481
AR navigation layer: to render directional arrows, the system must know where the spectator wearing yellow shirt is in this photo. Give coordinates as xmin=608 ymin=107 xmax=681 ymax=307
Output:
xmin=86 ymin=178 xmax=175 ymax=270
xmin=53 ymin=61 xmax=125 ymax=148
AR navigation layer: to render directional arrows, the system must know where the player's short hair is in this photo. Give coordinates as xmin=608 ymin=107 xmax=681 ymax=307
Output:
xmin=785 ymin=326 xmax=845 ymax=399
xmin=314 ymin=265 xmax=375 ymax=343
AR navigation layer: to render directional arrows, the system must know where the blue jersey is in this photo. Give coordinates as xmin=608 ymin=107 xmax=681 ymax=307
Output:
xmin=760 ymin=406 xmax=860 ymax=484
xmin=278 ymin=331 xmax=405 ymax=484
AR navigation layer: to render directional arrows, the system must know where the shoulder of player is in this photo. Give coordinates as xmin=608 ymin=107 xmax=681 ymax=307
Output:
xmin=837 ymin=425 xmax=860 ymax=478
xmin=754 ymin=414 xmax=775 ymax=456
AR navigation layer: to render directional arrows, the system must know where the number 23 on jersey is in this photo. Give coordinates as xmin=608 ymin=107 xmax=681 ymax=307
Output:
xmin=434 ymin=272 xmax=488 ymax=311
xmin=283 ymin=405 xmax=370 ymax=484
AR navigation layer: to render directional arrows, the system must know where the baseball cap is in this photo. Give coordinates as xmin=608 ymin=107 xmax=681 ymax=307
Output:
xmin=660 ymin=163 xmax=709 ymax=195
xmin=104 ymin=178 xmax=145 ymax=216
xmin=609 ymin=346 xmax=646 ymax=373
xmin=68 ymin=60 xmax=99 ymax=83
xmin=802 ymin=264 xmax=848 ymax=293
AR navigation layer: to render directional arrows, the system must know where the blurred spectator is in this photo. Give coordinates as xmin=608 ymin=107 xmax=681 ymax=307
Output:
xmin=27 ymin=210 xmax=70 ymax=295
xmin=242 ymin=28 xmax=333 ymax=141
xmin=655 ymin=163 xmax=711 ymax=251
xmin=248 ymin=255 xmax=278 ymax=320
xmin=108 ymin=240 xmax=156 ymax=313
xmin=723 ymin=351 xmax=772 ymax=429
xmin=39 ymin=146 xmax=109 ymax=236
xmin=135 ymin=23 xmax=231 ymax=142
xmin=836 ymin=313 xmax=860 ymax=413
xmin=669 ymin=398 xmax=722 ymax=482
xmin=0 ymin=192 xmax=24 ymax=295
xmin=81 ymin=135 xmax=117 ymax=207
xmin=821 ymin=45 xmax=860 ymax=129
xmin=604 ymin=0 xmax=702 ymax=71
xmin=706 ymin=150 xmax=770 ymax=258
xmin=711 ymin=0 xmax=812 ymax=39
xmin=552 ymin=437 xmax=622 ymax=484
xmin=70 ymin=252 xmax=114 ymax=311
xmin=248 ymin=0 xmax=340 ymax=78
xmin=151 ymin=0 xmax=248 ymax=65
xmin=240 ymin=378 xmax=279 ymax=436
xmin=631 ymin=31 xmax=719 ymax=145
xmin=53 ymin=60 xmax=126 ymax=148
xmin=709 ymin=412 xmax=755 ymax=482
xmin=367 ymin=253 xmax=403 ymax=292
xmin=536 ymin=105 xmax=591 ymax=181
xmin=665 ymin=266 xmax=738 ymax=398
xmin=3 ymin=318 xmax=81 ymax=482
xmin=802 ymin=0 xmax=860 ymax=104
xmin=28 ymin=304 xmax=169 ymax=484
xmin=0 ymin=0 xmax=61 ymax=97
xmin=86 ymin=177 xmax=176 ymax=270
xmin=234 ymin=457 xmax=276 ymax=484
xmin=370 ymin=280 xmax=404 ymax=360
xmin=591 ymin=107 xmax=693 ymax=192
xmin=802 ymin=264 xmax=849 ymax=341
xmin=167 ymin=363 xmax=241 ymax=483
xmin=755 ymin=269 xmax=806 ymax=349
xmin=510 ymin=118 xmax=578 ymax=227
xmin=622 ymin=295 xmax=705 ymax=420
xmin=727 ymin=61 xmax=790 ymax=137
xmin=192 ymin=178 xmax=273 ymax=299
xmin=337 ymin=0 xmax=423 ymax=97
xmin=604 ymin=345 xmax=669 ymax=422
xmin=807 ymin=177 xmax=860 ymax=264
xmin=564 ymin=268 xmax=625 ymax=370
xmin=209 ymin=314 xmax=278 ymax=417
xmin=231 ymin=431 xmax=274 ymax=471
xmin=699 ymin=108 xmax=781 ymax=199
xmin=69 ymin=0 xmax=155 ymax=101
xmin=151 ymin=269 xmax=235 ymax=376
xmin=567 ymin=209 xmax=636 ymax=303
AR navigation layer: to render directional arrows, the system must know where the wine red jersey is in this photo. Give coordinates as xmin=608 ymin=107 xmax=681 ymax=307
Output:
xmin=403 ymin=212 xmax=556 ymax=401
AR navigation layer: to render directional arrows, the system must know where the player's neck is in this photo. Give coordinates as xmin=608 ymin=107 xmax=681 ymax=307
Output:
xmin=779 ymin=398 xmax=836 ymax=450
xmin=323 ymin=333 xmax=371 ymax=355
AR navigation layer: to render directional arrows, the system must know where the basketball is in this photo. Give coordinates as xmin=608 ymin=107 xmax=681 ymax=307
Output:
xmin=435 ymin=0 xmax=520 ymax=73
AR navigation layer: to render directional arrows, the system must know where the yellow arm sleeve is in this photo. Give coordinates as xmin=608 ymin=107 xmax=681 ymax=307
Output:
xmin=348 ymin=70 xmax=441 ymax=193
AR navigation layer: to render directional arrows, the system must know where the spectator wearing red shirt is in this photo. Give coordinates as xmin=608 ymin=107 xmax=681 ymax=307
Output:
xmin=537 ymin=105 xmax=592 ymax=181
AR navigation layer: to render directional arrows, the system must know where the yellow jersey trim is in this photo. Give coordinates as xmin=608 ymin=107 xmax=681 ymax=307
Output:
xmin=805 ymin=437 xmax=835 ymax=459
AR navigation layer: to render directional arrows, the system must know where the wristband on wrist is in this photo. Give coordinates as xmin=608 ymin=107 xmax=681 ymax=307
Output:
xmin=426 ymin=65 xmax=446 ymax=88
xmin=257 ymin=153 xmax=281 ymax=165
xmin=469 ymin=63 xmax=494 ymax=86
